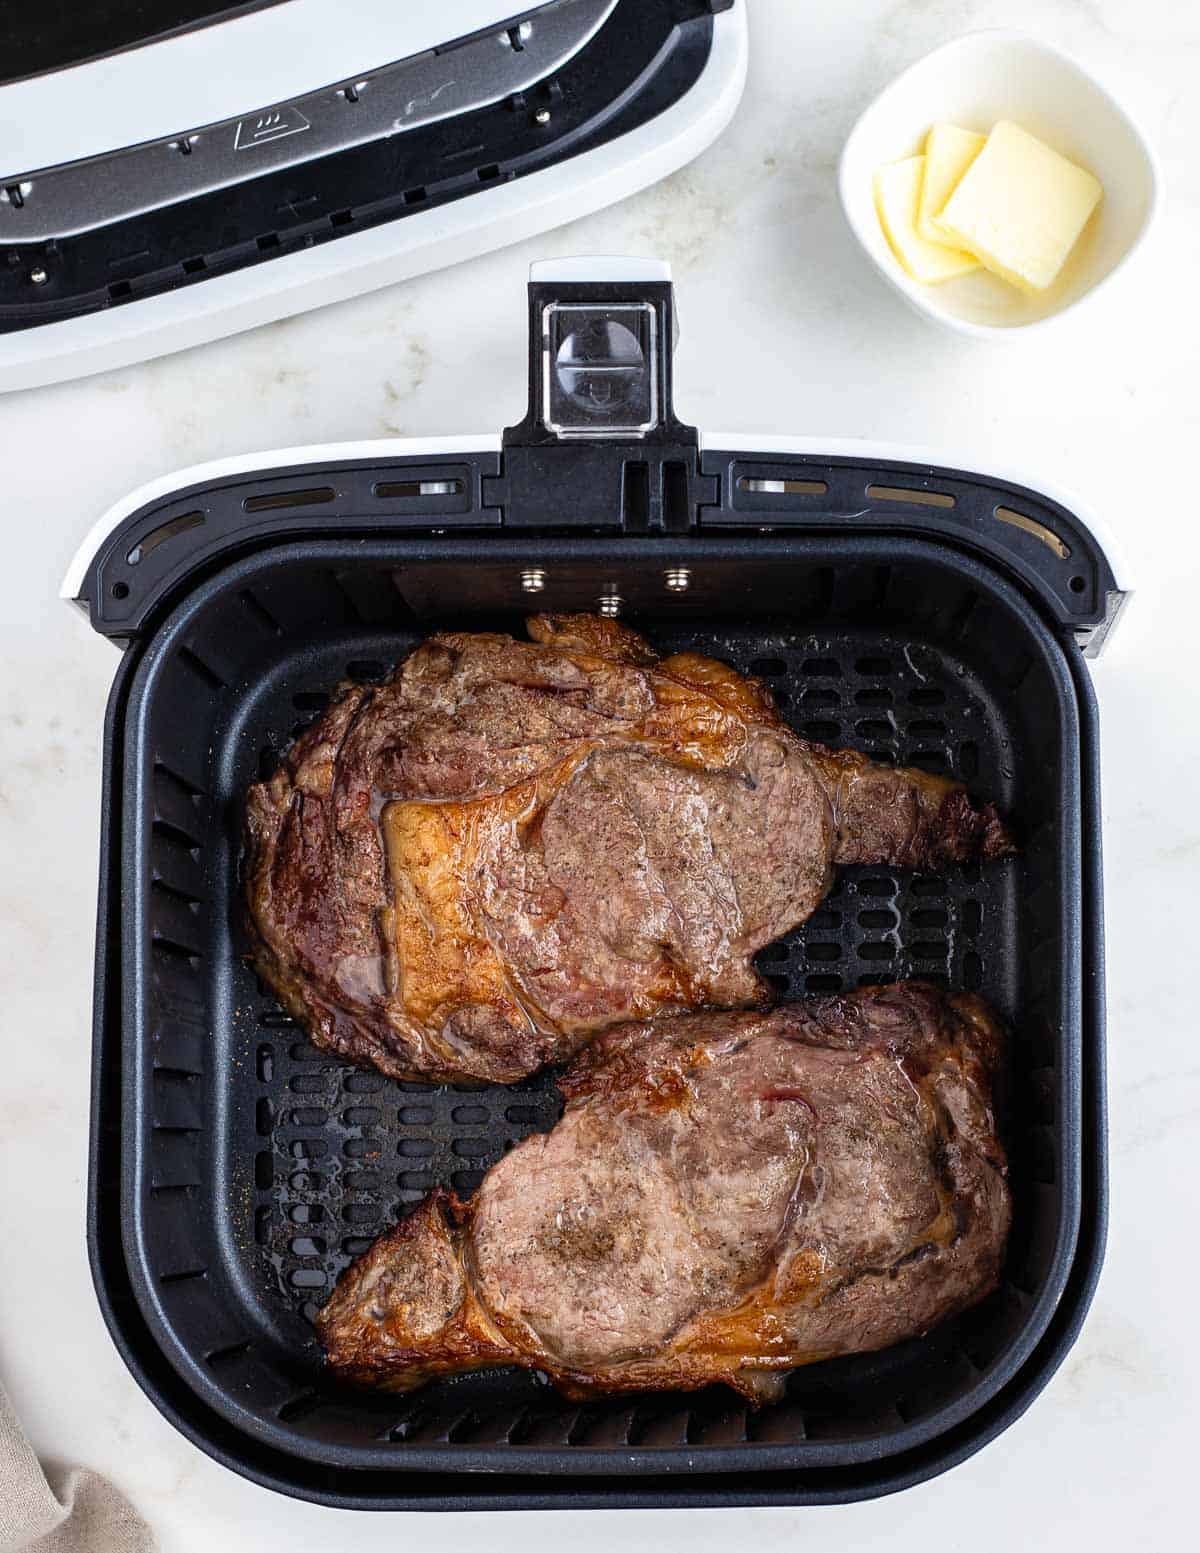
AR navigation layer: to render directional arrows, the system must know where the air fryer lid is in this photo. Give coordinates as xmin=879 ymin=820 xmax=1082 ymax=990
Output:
xmin=0 ymin=3 xmax=745 ymax=391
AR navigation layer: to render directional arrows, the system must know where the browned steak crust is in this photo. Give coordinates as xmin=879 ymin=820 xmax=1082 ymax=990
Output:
xmin=244 ymin=615 xmax=1013 ymax=1084
xmin=316 ymin=982 xmax=1011 ymax=1401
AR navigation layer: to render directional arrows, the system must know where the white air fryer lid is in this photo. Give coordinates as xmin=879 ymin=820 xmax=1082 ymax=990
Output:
xmin=0 ymin=0 xmax=747 ymax=391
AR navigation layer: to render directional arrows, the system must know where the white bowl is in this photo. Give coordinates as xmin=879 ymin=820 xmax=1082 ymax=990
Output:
xmin=838 ymin=31 xmax=1160 ymax=336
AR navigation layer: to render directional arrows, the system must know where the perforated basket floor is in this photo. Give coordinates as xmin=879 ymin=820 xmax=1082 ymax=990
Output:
xmin=100 ymin=533 xmax=1086 ymax=1494
xmin=244 ymin=630 xmax=1017 ymax=1316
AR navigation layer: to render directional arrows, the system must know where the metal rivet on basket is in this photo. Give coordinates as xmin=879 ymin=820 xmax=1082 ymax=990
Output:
xmin=664 ymin=568 xmax=691 ymax=592
xmin=520 ymin=568 xmax=546 ymax=593
xmin=597 ymin=591 xmax=623 ymax=617
xmin=29 ymin=266 xmax=47 ymax=285
xmin=534 ymin=109 xmax=551 ymax=125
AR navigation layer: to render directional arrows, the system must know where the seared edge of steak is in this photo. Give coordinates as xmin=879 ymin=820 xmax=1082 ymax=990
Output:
xmin=315 ymin=983 xmax=1011 ymax=1401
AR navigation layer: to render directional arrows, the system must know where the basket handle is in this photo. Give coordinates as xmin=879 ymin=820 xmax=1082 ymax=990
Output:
xmin=490 ymin=255 xmax=713 ymax=533
xmin=66 ymin=256 xmax=1128 ymax=654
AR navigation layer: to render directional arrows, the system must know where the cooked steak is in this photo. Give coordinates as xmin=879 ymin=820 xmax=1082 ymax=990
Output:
xmin=245 ymin=615 xmax=1013 ymax=1084
xmin=317 ymin=982 xmax=1011 ymax=1401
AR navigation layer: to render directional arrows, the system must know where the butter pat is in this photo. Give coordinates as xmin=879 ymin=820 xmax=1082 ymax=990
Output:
xmin=936 ymin=120 xmax=1102 ymax=293
xmin=918 ymin=124 xmax=986 ymax=245
xmin=874 ymin=157 xmax=979 ymax=284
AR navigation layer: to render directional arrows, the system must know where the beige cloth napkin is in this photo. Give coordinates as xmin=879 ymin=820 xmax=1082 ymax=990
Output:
xmin=0 ymin=1383 xmax=154 ymax=1553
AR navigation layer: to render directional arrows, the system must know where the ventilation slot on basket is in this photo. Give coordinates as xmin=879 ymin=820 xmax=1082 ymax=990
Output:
xmin=562 ymin=1406 xmax=628 ymax=1448
xmin=153 ymin=759 xmax=205 ymax=800
xmin=288 ymin=1269 xmax=327 ymax=1290
xmin=866 ymin=485 xmax=956 ymax=508
xmin=206 ymin=1341 xmax=251 ymax=1367
xmin=159 ymin=1266 xmax=207 ymax=1285
xmin=154 ymin=1064 xmax=201 ymax=1084
xmin=450 ymin=1130 xmax=490 ymax=1155
xmin=243 ymin=487 xmax=336 ymax=513
xmin=628 ymin=1409 xmax=690 ymax=1448
xmin=178 ymin=647 xmax=225 ymax=691
xmin=747 ymin=1403 xmax=807 ymax=1443
xmin=686 ymin=1407 xmax=748 ymax=1446
xmin=238 ymin=590 xmax=284 ymax=636
xmin=151 ymin=801 xmax=201 ymax=851
xmin=374 ymin=479 xmax=465 ymax=500
xmin=152 ymin=936 xmax=201 ymax=968
xmin=127 ymin=510 xmax=205 ymax=565
xmin=346 ymin=659 xmax=389 ymax=682
xmin=150 ymin=876 xmax=203 ymax=910
xmin=277 ymin=1391 xmax=323 ymax=1423
xmin=737 ymin=476 xmax=828 ymax=496
xmin=386 ymin=1408 xmax=429 ymax=1443
xmin=994 ymin=506 xmax=1071 ymax=558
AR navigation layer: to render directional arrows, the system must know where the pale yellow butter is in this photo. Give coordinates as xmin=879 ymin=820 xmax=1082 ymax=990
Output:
xmin=918 ymin=124 xmax=986 ymax=246
xmin=936 ymin=120 xmax=1103 ymax=293
xmin=874 ymin=156 xmax=979 ymax=285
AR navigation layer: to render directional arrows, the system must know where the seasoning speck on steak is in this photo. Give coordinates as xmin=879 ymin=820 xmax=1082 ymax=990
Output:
xmin=244 ymin=615 xmax=1013 ymax=1084
xmin=316 ymin=982 xmax=1011 ymax=1401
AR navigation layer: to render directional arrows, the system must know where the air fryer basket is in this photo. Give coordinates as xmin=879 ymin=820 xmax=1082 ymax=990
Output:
xmin=79 ymin=268 xmax=1112 ymax=1508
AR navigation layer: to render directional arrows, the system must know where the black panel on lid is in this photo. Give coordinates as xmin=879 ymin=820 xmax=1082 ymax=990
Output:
xmin=0 ymin=2 xmax=286 ymax=85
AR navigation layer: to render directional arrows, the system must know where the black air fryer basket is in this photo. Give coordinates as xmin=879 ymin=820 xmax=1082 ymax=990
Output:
xmin=72 ymin=261 xmax=1118 ymax=1509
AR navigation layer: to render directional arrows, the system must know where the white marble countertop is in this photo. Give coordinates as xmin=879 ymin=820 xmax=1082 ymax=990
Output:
xmin=1 ymin=1 xmax=1196 ymax=1548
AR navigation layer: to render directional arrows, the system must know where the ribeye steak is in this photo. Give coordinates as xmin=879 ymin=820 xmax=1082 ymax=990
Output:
xmin=316 ymin=982 xmax=1011 ymax=1401
xmin=245 ymin=615 xmax=1013 ymax=1083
